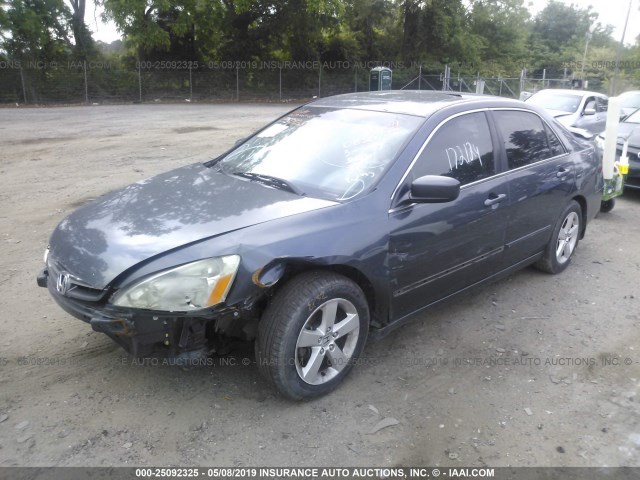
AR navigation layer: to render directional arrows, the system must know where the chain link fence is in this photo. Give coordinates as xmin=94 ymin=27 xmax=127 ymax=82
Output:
xmin=0 ymin=61 xmax=586 ymax=105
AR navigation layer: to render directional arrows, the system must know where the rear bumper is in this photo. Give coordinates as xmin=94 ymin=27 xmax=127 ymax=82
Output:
xmin=37 ymin=268 xmax=239 ymax=359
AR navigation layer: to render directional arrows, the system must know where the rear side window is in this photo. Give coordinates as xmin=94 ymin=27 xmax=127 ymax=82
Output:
xmin=545 ymin=124 xmax=566 ymax=157
xmin=493 ymin=111 xmax=552 ymax=169
xmin=412 ymin=112 xmax=495 ymax=186
xmin=584 ymin=97 xmax=596 ymax=112
xmin=597 ymin=97 xmax=608 ymax=112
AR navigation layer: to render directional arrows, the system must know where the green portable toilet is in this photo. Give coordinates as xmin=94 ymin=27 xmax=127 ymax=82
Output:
xmin=370 ymin=67 xmax=392 ymax=91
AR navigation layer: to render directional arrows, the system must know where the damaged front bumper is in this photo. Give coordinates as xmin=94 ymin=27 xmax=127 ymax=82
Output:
xmin=37 ymin=267 xmax=246 ymax=359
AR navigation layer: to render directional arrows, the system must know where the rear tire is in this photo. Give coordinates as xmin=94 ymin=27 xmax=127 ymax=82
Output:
xmin=256 ymin=271 xmax=369 ymax=400
xmin=535 ymin=200 xmax=582 ymax=274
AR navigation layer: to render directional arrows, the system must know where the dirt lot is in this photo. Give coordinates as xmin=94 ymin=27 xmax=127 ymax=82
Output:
xmin=0 ymin=103 xmax=639 ymax=468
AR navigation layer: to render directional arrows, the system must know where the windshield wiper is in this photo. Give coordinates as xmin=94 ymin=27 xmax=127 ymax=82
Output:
xmin=231 ymin=172 xmax=305 ymax=196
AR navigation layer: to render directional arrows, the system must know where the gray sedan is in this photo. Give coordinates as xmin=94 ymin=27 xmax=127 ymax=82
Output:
xmin=38 ymin=91 xmax=604 ymax=399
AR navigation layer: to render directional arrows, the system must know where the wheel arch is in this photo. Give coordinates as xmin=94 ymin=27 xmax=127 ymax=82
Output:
xmin=261 ymin=260 xmax=382 ymax=328
xmin=571 ymin=194 xmax=588 ymax=239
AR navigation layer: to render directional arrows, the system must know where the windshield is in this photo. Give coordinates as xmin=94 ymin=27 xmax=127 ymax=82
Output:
xmin=624 ymin=109 xmax=640 ymax=124
xmin=620 ymin=92 xmax=640 ymax=109
xmin=215 ymin=106 xmax=423 ymax=201
xmin=527 ymin=92 xmax=582 ymax=113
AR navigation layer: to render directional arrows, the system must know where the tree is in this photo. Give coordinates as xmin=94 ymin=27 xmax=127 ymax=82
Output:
xmin=400 ymin=0 xmax=421 ymax=60
xmin=0 ymin=0 xmax=72 ymax=62
xmin=530 ymin=0 xmax=615 ymax=77
xmin=468 ymin=0 xmax=531 ymax=73
xmin=420 ymin=0 xmax=481 ymax=67
xmin=342 ymin=0 xmax=399 ymax=60
xmin=68 ymin=0 xmax=94 ymax=57
xmin=534 ymin=0 xmax=590 ymax=54
xmin=100 ymin=0 xmax=200 ymax=58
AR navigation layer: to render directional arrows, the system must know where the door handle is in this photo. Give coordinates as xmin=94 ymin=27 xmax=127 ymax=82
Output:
xmin=484 ymin=193 xmax=507 ymax=206
xmin=557 ymin=167 xmax=571 ymax=178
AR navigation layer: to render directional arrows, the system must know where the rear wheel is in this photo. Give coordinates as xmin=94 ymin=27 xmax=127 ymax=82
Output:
xmin=535 ymin=200 xmax=581 ymax=274
xmin=256 ymin=271 xmax=369 ymax=400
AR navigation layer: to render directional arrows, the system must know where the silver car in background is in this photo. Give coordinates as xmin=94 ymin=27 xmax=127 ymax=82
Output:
xmin=525 ymin=88 xmax=608 ymax=136
xmin=618 ymin=90 xmax=640 ymax=118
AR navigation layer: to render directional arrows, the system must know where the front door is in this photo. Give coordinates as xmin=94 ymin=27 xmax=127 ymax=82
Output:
xmin=389 ymin=111 xmax=509 ymax=320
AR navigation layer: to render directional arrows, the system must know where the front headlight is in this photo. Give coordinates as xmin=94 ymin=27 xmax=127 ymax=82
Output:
xmin=111 ymin=255 xmax=240 ymax=311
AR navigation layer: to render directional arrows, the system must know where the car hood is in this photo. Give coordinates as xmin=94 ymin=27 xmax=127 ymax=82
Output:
xmin=621 ymin=107 xmax=637 ymax=118
xmin=48 ymin=163 xmax=337 ymax=289
xmin=547 ymin=110 xmax=574 ymax=120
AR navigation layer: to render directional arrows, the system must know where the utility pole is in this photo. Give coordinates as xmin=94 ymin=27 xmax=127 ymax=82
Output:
xmin=580 ymin=28 xmax=592 ymax=81
xmin=611 ymin=0 xmax=633 ymax=95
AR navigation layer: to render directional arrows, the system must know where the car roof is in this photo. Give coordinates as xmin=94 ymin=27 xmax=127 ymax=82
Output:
xmin=530 ymin=89 xmax=607 ymax=98
xmin=308 ymin=90 xmax=528 ymax=117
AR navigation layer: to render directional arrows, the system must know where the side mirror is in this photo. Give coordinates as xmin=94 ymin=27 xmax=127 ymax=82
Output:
xmin=410 ymin=175 xmax=460 ymax=203
xmin=234 ymin=137 xmax=246 ymax=146
xmin=583 ymin=108 xmax=596 ymax=116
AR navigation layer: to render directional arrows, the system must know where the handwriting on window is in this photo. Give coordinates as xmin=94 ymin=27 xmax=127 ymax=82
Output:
xmin=445 ymin=142 xmax=482 ymax=171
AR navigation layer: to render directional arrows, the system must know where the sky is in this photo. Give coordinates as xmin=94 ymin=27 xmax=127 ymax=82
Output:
xmin=529 ymin=0 xmax=640 ymax=45
xmin=85 ymin=0 xmax=640 ymax=46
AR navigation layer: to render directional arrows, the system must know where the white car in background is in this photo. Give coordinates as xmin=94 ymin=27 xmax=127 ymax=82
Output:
xmin=618 ymin=90 xmax=640 ymax=118
xmin=525 ymin=89 xmax=608 ymax=136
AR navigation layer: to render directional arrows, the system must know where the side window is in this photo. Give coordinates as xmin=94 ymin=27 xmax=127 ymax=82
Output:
xmin=597 ymin=97 xmax=608 ymax=112
xmin=493 ymin=111 xmax=552 ymax=169
xmin=412 ymin=112 xmax=495 ymax=186
xmin=584 ymin=98 xmax=596 ymax=112
xmin=545 ymin=124 xmax=566 ymax=157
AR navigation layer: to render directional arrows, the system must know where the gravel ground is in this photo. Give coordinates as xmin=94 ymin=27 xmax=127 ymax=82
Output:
xmin=0 ymin=103 xmax=639 ymax=468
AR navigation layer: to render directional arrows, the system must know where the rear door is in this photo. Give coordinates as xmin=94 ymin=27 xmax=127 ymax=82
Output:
xmin=490 ymin=109 xmax=575 ymax=267
xmin=388 ymin=111 xmax=509 ymax=319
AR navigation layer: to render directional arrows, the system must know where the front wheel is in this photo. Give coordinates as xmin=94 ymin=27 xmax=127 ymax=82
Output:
xmin=256 ymin=271 xmax=369 ymax=400
xmin=535 ymin=200 xmax=582 ymax=274
xmin=600 ymin=198 xmax=615 ymax=213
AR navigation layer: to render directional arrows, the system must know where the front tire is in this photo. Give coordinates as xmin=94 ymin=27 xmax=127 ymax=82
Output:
xmin=535 ymin=200 xmax=582 ymax=274
xmin=256 ymin=271 xmax=369 ymax=400
xmin=600 ymin=198 xmax=615 ymax=213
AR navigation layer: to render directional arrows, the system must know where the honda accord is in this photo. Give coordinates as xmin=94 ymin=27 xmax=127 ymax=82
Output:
xmin=38 ymin=91 xmax=603 ymax=399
